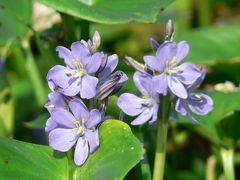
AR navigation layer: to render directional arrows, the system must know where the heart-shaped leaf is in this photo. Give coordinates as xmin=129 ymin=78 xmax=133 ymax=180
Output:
xmin=0 ymin=137 xmax=69 ymax=180
xmin=73 ymin=120 xmax=143 ymax=180
xmin=35 ymin=0 xmax=174 ymax=24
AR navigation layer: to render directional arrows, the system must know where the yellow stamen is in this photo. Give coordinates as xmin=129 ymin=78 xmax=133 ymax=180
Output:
xmin=73 ymin=60 xmax=83 ymax=68
xmin=194 ymin=93 xmax=201 ymax=98
xmin=46 ymin=104 xmax=55 ymax=108
xmin=82 ymin=119 xmax=85 ymax=124
xmin=169 ymin=56 xmax=176 ymax=64
xmin=72 ymin=120 xmax=80 ymax=124
xmin=74 ymin=70 xmax=85 ymax=77
xmin=142 ymin=90 xmax=148 ymax=96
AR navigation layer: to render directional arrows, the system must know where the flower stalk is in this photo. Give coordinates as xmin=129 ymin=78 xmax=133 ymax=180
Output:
xmin=220 ymin=147 xmax=235 ymax=180
xmin=153 ymin=95 xmax=170 ymax=180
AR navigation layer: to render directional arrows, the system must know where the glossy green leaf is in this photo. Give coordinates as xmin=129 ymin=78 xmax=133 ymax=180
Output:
xmin=35 ymin=0 xmax=174 ymax=24
xmin=0 ymin=0 xmax=32 ymax=45
xmin=73 ymin=120 xmax=143 ymax=180
xmin=0 ymin=137 xmax=68 ymax=180
xmin=171 ymin=91 xmax=240 ymax=145
xmin=177 ymin=25 xmax=240 ymax=65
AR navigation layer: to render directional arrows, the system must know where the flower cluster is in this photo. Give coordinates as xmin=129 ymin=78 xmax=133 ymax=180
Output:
xmin=45 ymin=32 xmax=128 ymax=166
xmin=118 ymin=38 xmax=213 ymax=125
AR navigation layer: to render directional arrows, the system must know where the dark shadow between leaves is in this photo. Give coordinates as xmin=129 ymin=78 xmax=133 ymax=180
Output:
xmin=53 ymin=150 xmax=66 ymax=159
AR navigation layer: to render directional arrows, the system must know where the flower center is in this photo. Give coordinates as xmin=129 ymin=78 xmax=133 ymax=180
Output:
xmin=72 ymin=60 xmax=86 ymax=78
xmin=190 ymin=93 xmax=202 ymax=102
xmin=164 ymin=56 xmax=177 ymax=75
xmin=72 ymin=119 xmax=86 ymax=135
xmin=141 ymin=97 xmax=155 ymax=108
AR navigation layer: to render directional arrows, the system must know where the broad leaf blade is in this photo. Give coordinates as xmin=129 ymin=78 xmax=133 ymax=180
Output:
xmin=74 ymin=120 xmax=142 ymax=180
xmin=177 ymin=25 xmax=240 ymax=65
xmin=0 ymin=137 xmax=68 ymax=180
xmin=35 ymin=0 xmax=174 ymax=24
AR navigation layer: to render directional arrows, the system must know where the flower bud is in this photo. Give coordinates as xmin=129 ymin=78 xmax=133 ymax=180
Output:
xmin=93 ymin=31 xmax=101 ymax=48
xmin=166 ymin=19 xmax=174 ymax=41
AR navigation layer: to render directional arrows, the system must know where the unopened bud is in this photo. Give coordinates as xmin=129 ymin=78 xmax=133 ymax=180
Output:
xmin=93 ymin=31 xmax=101 ymax=48
xmin=124 ymin=56 xmax=145 ymax=73
xmin=166 ymin=19 xmax=174 ymax=41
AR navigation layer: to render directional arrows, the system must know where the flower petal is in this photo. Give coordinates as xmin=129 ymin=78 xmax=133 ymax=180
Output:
xmin=69 ymin=98 xmax=89 ymax=121
xmin=86 ymin=109 xmax=101 ymax=128
xmin=175 ymin=98 xmax=188 ymax=115
xmin=188 ymin=93 xmax=213 ymax=115
xmin=61 ymin=78 xmax=80 ymax=96
xmin=156 ymin=41 xmax=177 ymax=68
xmin=80 ymin=74 xmax=98 ymax=99
xmin=148 ymin=103 xmax=159 ymax=125
xmin=168 ymin=76 xmax=188 ymax=99
xmin=153 ymin=73 xmax=168 ymax=95
xmin=85 ymin=52 xmax=104 ymax=74
xmin=174 ymin=62 xmax=201 ymax=85
xmin=56 ymin=46 xmax=74 ymax=68
xmin=131 ymin=108 xmax=153 ymax=125
xmin=133 ymin=71 xmax=153 ymax=96
xmin=45 ymin=118 xmax=58 ymax=133
xmin=74 ymin=137 xmax=89 ymax=166
xmin=49 ymin=128 xmax=77 ymax=152
xmin=70 ymin=41 xmax=91 ymax=66
xmin=117 ymin=93 xmax=144 ymax=116
xmin=47 ymin=65 xmax=72 ymax=89
xmin=45 ymin=92 xmax=67 ymax=113
xmin=51 ymin=109 xmax=75 ymax=128
xmin=176 ymin=41 xmax=190 ymax=64
xmin=187 ymin=112 xmax=200 ymax=124
xmin=144 ymin=55 xmax=163 ymax=72
xmin=98 ymin=54 xmax=118 ymax=80
xmin=85 ymin=129 xmax=100 ymax=153
xmin=150 ymin=38 xmax=160 ymax=52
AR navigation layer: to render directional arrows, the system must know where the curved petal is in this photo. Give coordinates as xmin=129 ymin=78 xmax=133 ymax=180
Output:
xmin=131 ymin=108 xmax=153 ymax=125
xmin=150 ymin=38 xmax=160 ymax=52
xmin=176 ymin=41 xmax=190 ymax=64
xmin=110 ymin=71 xmax=128 ymax=95
xmin=153 ymin=73 xmax=168 ymax=95
xmin=47 ymin=65 xmax=72 ymax=89
xmin=69 ymin=98 xmax=89 ymax=121
xmin=174 ymin=62 xmax=201 ymax=85
xmin=45 ymin=92 xmax=67 ymax=113
xmin=56 ymin=46 xmax=74 ymax=68
xmin=70 ymin=41 xmax=91 ymax=66
xmin=45 ymin=118 xmax=58 ymax=133
xmin=86 ymin=109 xmax=101 ymax=128
xmin=117 ymin=93 xmax=144 ymax=116
xmin=85 ymin=52 xmax=104 ymax=74
xmin=85 ymin=129 xmax=99 ymax=153
xmin=61 ymin=78 xmax=80 ymax=96
xmin=98 ymin=54 xmax=118 ymax=80
xmin=148 ymin=103 xmax=159 ymax=125
xmin=175 ymin=98 xmax=188 ymax=115
xmin=51 ymin=109 xmax=75 ymax=128
xmin=49 ymin=128 xmax=77 ymax=152
xmin=80 ymin=75 xmax=98 ymax=99
xmin=133 ymin=72 xmax=153 ymax=96
xmin=74 ymin=137 xmax=89 ymax=166
xmin=168 ymin=76 xmax=188 ymax=99
xmin=187 ymin=112 xmax=200 ymax=124
xmin=188 ymin=93 xmax=213 ymax=115
xmin=144 ymin=55 xmax=163 ymax=72
xmin=156 ymin=41 xmax=177 ymax=68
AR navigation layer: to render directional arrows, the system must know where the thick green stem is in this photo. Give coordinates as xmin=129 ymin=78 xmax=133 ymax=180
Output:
xmin=206 ymin=155 xmax=216 ymax=180
xmin=153 ymin=95 xmax=170 ymax=180
xmin=220 ymin=147 xmax=235 ymax=180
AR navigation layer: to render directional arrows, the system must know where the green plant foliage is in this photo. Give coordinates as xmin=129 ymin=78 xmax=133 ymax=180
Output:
xmin=23 ymin=112 xmax=49 ymax=129
xmin=73 ymin=120 xmax=143 ymax=180
xmin=0 ymin=137 xmax=69 ymax=180
xmin=177 ymin=25 xmax=240 ymax=65
xmin=171 ymin=91 xmax=240 ymax=146
xmin=35 ymin=0 xmax=174 ymax=24
xmin=0 ymin=0 xmax=32 ymax=45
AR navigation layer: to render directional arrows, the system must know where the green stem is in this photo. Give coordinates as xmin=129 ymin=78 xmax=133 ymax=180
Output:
xmin=61 ymin=13 xmax=76 ymax=43
xmin=197 ymin=0 xmax=212 ymax=27
xmin=220 ymin=147 xmax=235 ymax=180
xmin=206 ymin=155 xmax=216 ymax=180
xmin=22 ymin=40 xmax=46 ymax=106
xmin=153 ymin=95 xmax=170 ymax=180
xmin=80 ymin=20 xmax=90 ymax=40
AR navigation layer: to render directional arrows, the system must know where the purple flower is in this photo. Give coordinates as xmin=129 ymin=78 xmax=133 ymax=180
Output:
xmin=96 ymin=54 xmax=128 ymax=99
xmin=175 ymin=72 xmax=214 ymax=123
xmin=48 ymin=98 xmax=101 ymax=166
xmin=144 ymin=41 xmax=202 ymax=99
xmin=44 ymin=92 xmax=69 ymax=133
xmin=117 ymin=72 xmax=159 ymax=125
xmin=47 ymin=41 xmax=105 ymax=99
